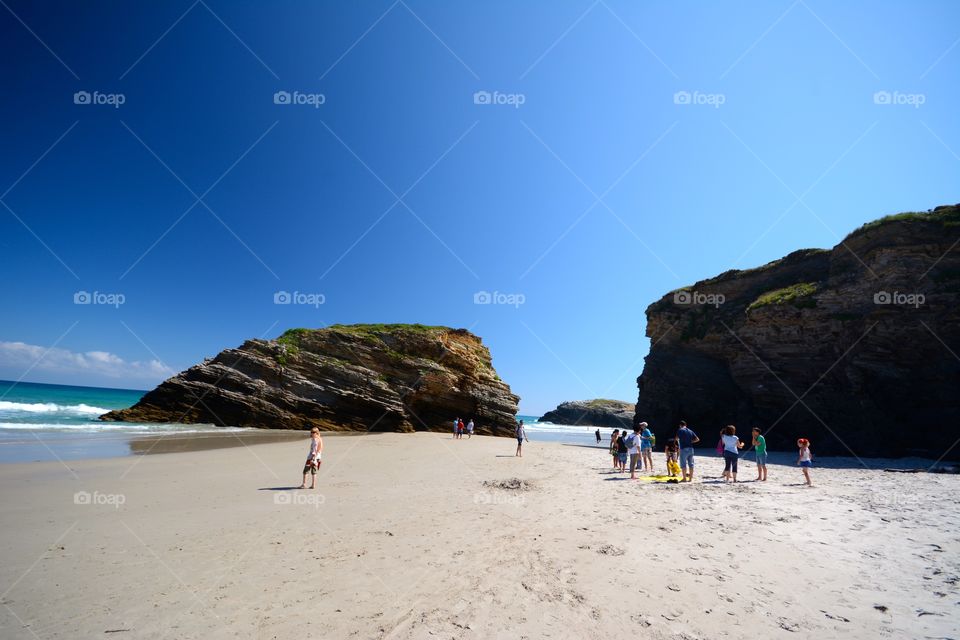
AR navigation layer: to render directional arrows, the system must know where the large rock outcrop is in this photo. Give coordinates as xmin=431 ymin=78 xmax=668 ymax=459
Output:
xmin=101 ymin=324 xmax=520 ymax=435
xmin=635 ymin=204 xmax=960 ymax=458
xmin=540 ymin=399 xmax=634 ymax=428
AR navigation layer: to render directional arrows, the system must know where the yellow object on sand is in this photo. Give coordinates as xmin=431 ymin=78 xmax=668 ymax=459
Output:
xmin=639 ymin=474 xmax=680 ymax=483
xmin=666 ymin=460 xmax=681 ymax=476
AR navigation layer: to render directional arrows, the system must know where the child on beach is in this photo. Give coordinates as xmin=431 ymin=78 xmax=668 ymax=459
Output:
xmin=664 ymin=438 xmax=681 ymax=477
xmin=299 ymin=427 xmax=323 ymax=489
xmin=609 ymin=429 xmax=620 ymax=468
xmin=797 ymin=438 xmax=813 ymax=486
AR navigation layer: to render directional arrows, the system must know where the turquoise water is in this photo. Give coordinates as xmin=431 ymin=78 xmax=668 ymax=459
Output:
xmin=0 ymin=380 xmax=251 ymax=462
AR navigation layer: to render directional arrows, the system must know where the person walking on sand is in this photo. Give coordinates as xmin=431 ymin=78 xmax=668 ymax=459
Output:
xmin=595 ymin=429 xmax=601 ymax=444
xmin=299 ymin=427 xmax=323 ymax=489
xmin=515 ymin=420 xmax=528 ymax=456
xmin=720 ymin=425 xmax=745 ymax=483
xmin=458 ymin=418 xmax=466 ymax=439
xmin=752 ymin=427 xmax=768 ymax=481
xmin=797 ymin=438 xmax=813 ymax=486
xmin=639 ymin=422 xmax=654 ymax=472
xmin=467 ymin=418 xmax=474 ymax=438
xmin=627 ymin=425 xmax=642 ymax=479
xmin=609 ymin=429 xmax=620 ymax=468
xmin=676 ymin=420 xmax=700 ymax=482
xmin=453 ymin=417 xmax=459 ymax=438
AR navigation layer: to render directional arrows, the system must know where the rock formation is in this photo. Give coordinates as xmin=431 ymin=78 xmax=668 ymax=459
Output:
xmin=540 ymin=399 xmax=635 ymax=428
xmin=101 ymin=324 xmax=520 ymax=435
xmin=635 ymin=204 xmax=960 ymax=459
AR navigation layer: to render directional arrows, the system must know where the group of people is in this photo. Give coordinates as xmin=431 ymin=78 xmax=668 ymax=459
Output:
xmin=608 ymin=421 xmax=814 ymax=486
xmin=453 ymin=417 xmax=475 ymax=439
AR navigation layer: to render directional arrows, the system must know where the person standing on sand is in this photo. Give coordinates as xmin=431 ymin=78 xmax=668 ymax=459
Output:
xmin=467 ymin=419 xmax=474 ymax=438
xmin=515 ymin=420 xmax=528 ymax=456
xmin=720 ymin=425 xmax=745 ymax=483
xmin=616 ymin=430 xmax=628 ymax=473
xmin=595 ymin=429 xmax=601 ymax=444
xmin=457 ymin=418 xmax=466 ymax=439
xmin=627 ymin=425 xmax=642 ymax=479
xmin=752 ymin=427 xmax=768 ymax=481
xmin=299 ymin=427 xmax=323 ymax=489
xmin=609 ymin=429 xmax=620 ymax=468
xmin=676 ymin=420 xmax=700 ymax=482
xmin=453 ymin=417 xmax=459 ymax=438
xmin=797 ymin=438 xmax=813 ymax=486
xmin=639 ymin=422 xmax=654 ymax=472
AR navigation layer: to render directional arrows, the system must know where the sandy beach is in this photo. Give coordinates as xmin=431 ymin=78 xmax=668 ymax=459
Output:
xmin=0 ymin=432 xmax=957 ymax=640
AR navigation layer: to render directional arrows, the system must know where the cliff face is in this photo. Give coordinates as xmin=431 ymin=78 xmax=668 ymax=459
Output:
xmin=102 ymin=324 xmax=520 ymax=435
xmin=636 ymin=205 xmax=960 ymax=458
xmin=540 ymin=399 xmax=634 ymax=428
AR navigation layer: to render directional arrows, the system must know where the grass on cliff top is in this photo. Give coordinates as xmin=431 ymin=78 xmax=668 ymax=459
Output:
xmin=585 ymin=398 xmax=631 ymax=408
xmin=663 ymin=248 xmax=830 ymax=299
xmin=846 ymin=205 xmax=960 ymax=239
xmin=747 ymin=282 xmax=819 ymax=312
xmin=279 ymin=324 xmax=449 ymax=342
xmin=325 ymin=323 xmax=449 ymax=336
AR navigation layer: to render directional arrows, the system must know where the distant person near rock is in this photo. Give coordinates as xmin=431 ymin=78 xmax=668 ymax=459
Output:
xmin=753 ymin=427 xmax=768 ymax=481
xmin=676 ymin=421 xmax=700 ymax=482
xmin=797 ymin=438 xmax=814 ymax=486
xmin=595 ymin=429 xmax=601 ymax=444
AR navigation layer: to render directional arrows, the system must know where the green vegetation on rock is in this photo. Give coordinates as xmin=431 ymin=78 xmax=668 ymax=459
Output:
xmin=747 ymin=282 xmax=819 ymax=312
xmin=846 ymin=206 xmax=960 ymax=239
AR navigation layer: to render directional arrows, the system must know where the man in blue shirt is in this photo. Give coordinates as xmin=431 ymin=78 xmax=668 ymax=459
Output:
xmin=676 ymin=420 xmax=700 ymax=482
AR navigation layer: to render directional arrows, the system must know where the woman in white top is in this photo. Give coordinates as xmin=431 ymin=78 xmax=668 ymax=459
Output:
xmin=720 ymin=425 xmax=745 ymax=483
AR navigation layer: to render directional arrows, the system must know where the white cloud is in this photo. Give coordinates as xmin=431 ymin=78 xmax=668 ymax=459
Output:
xmin=0 ymin=341 xmax=175 ymax=382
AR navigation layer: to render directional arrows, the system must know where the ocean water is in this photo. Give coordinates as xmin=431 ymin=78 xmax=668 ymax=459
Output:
xmin=0 ymin=380 xmax=249 ymax=462
xmin=518 ymin=415 xmax=610 ymax=447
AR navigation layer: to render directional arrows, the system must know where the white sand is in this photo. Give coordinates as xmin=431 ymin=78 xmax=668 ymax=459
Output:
xmin=0 ymin=432 xmax=957 ymax=639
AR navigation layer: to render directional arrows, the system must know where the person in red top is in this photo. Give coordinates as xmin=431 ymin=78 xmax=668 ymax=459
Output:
xmin=457 ymin=418 xmax=465 ymax=439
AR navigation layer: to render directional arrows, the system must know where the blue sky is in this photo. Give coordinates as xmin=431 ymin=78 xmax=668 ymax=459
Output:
xmin=0 ymin=0 xmax=957 ymax=414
